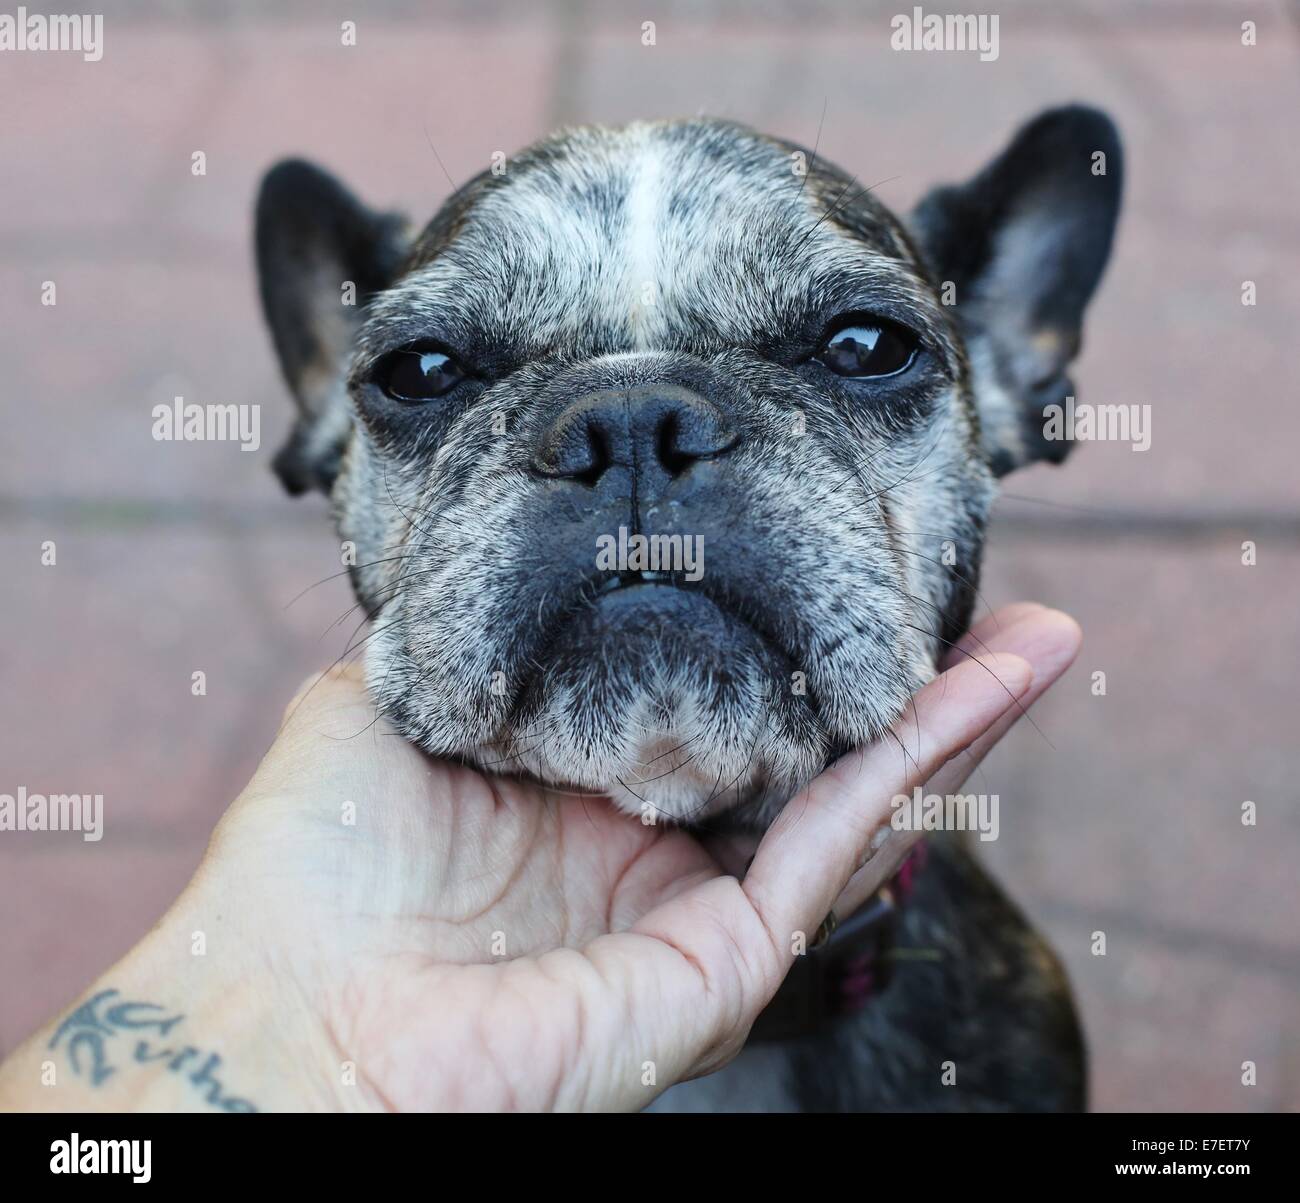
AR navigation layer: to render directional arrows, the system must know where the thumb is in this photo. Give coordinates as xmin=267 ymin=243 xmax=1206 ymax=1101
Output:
xmin=592 ymin=652 xmax=1033 ymax=1101
xmin=742 ymin=651 xmax=1033 ymax=953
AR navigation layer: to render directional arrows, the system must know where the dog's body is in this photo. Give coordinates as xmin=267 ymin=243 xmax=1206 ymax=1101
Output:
xmin=649 ymin=838 xmax=1086 ymax=1112
xmin=255 ymin=109 xmax=1120 ymax=1111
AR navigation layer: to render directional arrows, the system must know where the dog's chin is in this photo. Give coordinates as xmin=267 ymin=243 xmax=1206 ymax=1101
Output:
xmin=370 ymin=579 xmax=922 ymax=827
xmin=470 ymin=583 xmax=830 ymax=824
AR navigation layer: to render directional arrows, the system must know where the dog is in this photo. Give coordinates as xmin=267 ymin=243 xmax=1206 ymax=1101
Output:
xmin=254 ymin=105 xmax=1121 ymax=1111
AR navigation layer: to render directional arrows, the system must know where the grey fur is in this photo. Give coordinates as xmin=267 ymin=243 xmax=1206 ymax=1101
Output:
xmin=331 ymin=120 xmax=990 ymax=824
xmin=256 ymin=109 xmax=1120 ymax=1111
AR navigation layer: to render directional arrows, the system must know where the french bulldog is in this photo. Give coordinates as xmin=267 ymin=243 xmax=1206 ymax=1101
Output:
xmin=255 ymin=104 xmax=1121 ymax=1111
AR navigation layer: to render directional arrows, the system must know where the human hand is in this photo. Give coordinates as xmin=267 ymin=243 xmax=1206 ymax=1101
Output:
xmin=0 ymin=603 xmax=1079 ymax=1113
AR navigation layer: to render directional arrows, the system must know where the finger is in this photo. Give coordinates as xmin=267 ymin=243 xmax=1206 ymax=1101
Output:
xmin=739 ymin=650 xmax=1033 ymax=985
xmin=598 ymin=872 xmax=792 ymax=1094
xmin=697 ymin=610 xmax=1072 ymax=917
xmin=831 ymin=605 xmax=1080 ymax=915
xmin=595 ymin=657 xmax=1031 ymax=1103
xmin=929 ymin=606 xmax=1080 ymax=795
xmin=940 ymin=601 xmax=1051 ymax=669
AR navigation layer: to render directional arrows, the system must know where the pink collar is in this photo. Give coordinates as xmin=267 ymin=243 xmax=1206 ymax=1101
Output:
xmin=748 ymin=842 xmax=929 ymax=1043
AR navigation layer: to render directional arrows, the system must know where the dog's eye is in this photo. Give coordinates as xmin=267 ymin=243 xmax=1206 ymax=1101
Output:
xmin=377 ymin=348 xmax=467 ymax=402
xmin=816 ymin=320 xmax=917 ymax=378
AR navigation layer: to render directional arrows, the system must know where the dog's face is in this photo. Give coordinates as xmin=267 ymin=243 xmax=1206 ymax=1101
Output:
xmin=256 ymin=109 xmax=1120 ymax=827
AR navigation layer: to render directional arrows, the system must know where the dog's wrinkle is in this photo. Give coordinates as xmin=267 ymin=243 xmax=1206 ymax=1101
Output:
xmin=359 ymin=125 xmax=939 ymax=372
xmin=333 ymin=120 xmax=997 ymax=823
xmin=254 ymin=109 xmax=1125 ymax=1113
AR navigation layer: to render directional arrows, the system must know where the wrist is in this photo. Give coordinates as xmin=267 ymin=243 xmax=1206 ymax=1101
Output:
xmin=0 ymin=892 xmax=346 ymax=1113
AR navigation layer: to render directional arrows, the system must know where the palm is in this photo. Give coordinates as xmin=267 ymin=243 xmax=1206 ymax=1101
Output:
xmin=213 ymin=688 xmax=730 ymax=1108
xmin=0 ymin=605 xmax=1067 ymax=1114
xmin=192 ymin=604 xmax=1065 ymax=1110
xmin=229 ymin=725 xmax=719 ymax=952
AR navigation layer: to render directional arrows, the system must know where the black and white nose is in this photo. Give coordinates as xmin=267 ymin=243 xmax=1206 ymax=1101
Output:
xmin=533 ymin=384 xmax=738 ymax=489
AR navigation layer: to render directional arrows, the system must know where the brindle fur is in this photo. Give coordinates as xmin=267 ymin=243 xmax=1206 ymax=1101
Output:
xmin=255 ymin=108 xmax=1120 ymax=1111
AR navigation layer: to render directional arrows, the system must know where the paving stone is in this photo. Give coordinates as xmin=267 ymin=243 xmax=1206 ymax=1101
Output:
xmin=1046 ymin=912 xmax=1298 ymax=1112
xmin=1 ymin=0 xmax=1295 ymax=1112
xmin=976 ymin=528 xmax=1300 ymax=973
xmin=0 ymin=526 xmax=359 ymax=839
xmin=0 ymin=18 xmax=560 ymax=246
xmin=1 ymin=257 xmax=293 ymax=504
xmin=0 ymin=843 xmax=202 ymax=1056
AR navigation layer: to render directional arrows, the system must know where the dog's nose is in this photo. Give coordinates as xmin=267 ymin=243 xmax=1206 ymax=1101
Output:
xmin=533 ymin=384 xmax=738 ymax=487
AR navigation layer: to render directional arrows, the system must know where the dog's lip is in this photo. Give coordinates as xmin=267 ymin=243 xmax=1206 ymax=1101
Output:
xmin=482 ymin=566 xmax=828 ymax=740
xmin=576 ymin=568 xmax=799 ymax=671
xmin=593 ymin=569 xmax=682 ymax=596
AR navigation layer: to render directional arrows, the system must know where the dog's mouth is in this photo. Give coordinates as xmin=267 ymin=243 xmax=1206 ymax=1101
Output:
xmin=535 ymin=568 xmax=787 ymax=665
xmin=479 ymin=575 xmax=819 ymax=820
xmin=373 ymin=534 xmax=917 ymax=822
xmin=592 ymin=569 xmax=682 ymax=595
xmin=497 ymin=563 xmax=805 ymax=722
xmin=375 ymin=490 xmax=932 ymax=821
xmin=566 ymin=566 xmax=801 ymax=679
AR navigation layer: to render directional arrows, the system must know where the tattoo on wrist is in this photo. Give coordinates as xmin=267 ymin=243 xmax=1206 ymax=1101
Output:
xmin=49 ymin=988 xmax=257 ymax=1112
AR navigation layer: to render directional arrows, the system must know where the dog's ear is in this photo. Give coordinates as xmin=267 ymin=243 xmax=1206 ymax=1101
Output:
xmin=911 ymin=104 xmax=1122 ymax=475
xmin=255 ymin=159 xmax=408 ymax=494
